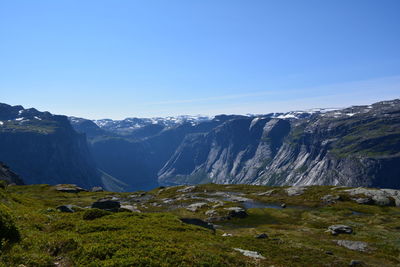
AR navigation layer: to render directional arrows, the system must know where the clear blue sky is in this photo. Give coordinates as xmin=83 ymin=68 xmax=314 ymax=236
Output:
xmin=1 ymin=0 xmax=399 ymax=119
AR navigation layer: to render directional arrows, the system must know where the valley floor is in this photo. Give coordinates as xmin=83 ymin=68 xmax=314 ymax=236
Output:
xmin=1 ymin=184 xmax=400 ymax=266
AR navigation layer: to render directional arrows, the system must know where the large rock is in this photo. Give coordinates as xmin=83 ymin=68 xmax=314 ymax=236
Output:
xmin=321 ymin=194 xmax=341 ymax=204
xmin=91 ymin=199 xmax=121 ymax=211
xmin=186 ymin=202 xmax=207 ymax=212
xmin=328 ymin=225 xmax=353 ymax=235
xmin=225 ymin=207 xmax=248 ymax=218
xmin=286 ymin=186 xmax=307 ymax=196
xmin=177 ymin=186 xmax=196 ymax=193
xmin=344 ymin=188 xmax=397 ymax=206
xmin=55 ymin=184 xmax=87 ymax=193
xmin=334 ymin=240 xmax=368 ymax=252
xmin=233 ymin=248 xmax=266 ymax=260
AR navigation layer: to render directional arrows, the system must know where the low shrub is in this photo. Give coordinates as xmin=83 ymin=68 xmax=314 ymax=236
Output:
xmin=0 ymin=207 xmax=20 ymax=248
xmin=82 ymin=208 xmax=111 ymax=220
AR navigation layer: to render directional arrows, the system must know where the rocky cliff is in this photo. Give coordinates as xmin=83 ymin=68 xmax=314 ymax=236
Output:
xmin=158 ymin=100 xmax=400 ymax=189
xmin=68 ymin=99 xmax=400 ymax=191
xmin=0 ymin=103 xmax=101 ymax=188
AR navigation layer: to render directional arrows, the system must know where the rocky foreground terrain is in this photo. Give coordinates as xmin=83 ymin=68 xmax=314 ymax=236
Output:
xmin=1 ymin=183 xmax=400 ymax=266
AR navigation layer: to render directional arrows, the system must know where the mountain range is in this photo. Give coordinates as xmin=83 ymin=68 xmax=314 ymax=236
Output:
xmin=0 ymin=99 xmax=399 ymax=191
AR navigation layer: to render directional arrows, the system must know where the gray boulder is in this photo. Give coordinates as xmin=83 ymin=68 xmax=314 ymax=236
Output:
xmin=286 ymin=186 xmax=307 ymax=196
xmin=177 ymin=186 xmax=196 ymax=193
xmin=233 ymin=248 xmax=265 ymax=260
xmin=321 ymin=195 xmax=341 ymax=204
xmin=187 ymin=202 xmax=207 ymax=212
xmin=344 ymin=188 xmax=397 ymax=206
xmin=120 ymin=205 xmax=141 ymax=212
xmin=328 ymin=225 xmax=353 ymax=235
xmin=55 ymin=184 xmax=87 ymax=193
xmin=334 ymin=240 xmax=368 ymax=252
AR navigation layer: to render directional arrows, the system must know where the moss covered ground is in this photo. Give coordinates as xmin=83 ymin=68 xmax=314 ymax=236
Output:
xmin=0 ymin=184 xmax=399 ymax=266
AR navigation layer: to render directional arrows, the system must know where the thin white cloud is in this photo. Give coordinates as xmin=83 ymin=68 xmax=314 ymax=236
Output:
xmin=144 ymin=75 xmax=400 ymax=108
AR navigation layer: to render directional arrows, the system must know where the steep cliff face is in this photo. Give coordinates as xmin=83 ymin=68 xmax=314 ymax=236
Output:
xmin=158 ymin=118 xmax=291 ymax=185
xmin=0 ymin=162 xmax=23 ymax=185
xmin=89 ymin=116 xmax=241 ymax=191
xmin=0 ymin=104 xmax=101 ymax=188
xmin=254 ymin=100 xmax=400 ymax=188
xmin=67 ymin=99 xmax=400 ymax=191
xmin=159 ymin=100 xmax=400 ymax=189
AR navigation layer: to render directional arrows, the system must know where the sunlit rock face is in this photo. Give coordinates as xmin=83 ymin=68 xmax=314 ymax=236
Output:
xmin=66 ymin=99 xmax=400 ymax=191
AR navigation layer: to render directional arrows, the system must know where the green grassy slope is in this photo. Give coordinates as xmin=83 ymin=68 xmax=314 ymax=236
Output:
xmin=0 ymin=184 xmax=399 ymax=266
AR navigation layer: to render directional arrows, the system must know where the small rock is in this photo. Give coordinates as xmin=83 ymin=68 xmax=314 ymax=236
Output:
xmin=177 ymin=186 xmax=196 ymax=193
xmin=256 ymin=233 xmax=268 ymax=239
xmin=162 ymin=198 xmax=174 ymax=204
xmin=206 ymin=216 xmax=230 ymax=223
xmin=321 ymin=194 xmax=341 ymax=204
xmin=328 ymin=225 xmax=353 ymax=235
xmin=281 ymin=203 xmax=287 ymax=208
xmin=256 ymin=190 xmax=276 ymax=196
xmin=55 ymin=184 xmax=87 ymax=193
xmin=120 ymin=205 xmax=140 ymax=212
xmin=325 ymin=251 xmax=333 ymax=255
xmin=225 ymin=207 xmax=248 ymax=218
xmin=187 ymin=202 xmax=207 ymax=212
xmin=334 ymin=240 xmax=368 ymax=252
xmin=349 ymin=260 xmax=364 ymax=266
xmin=234 ymin=248 xmax=266 ymax=260
xmin=205 ymin=209 xmax=218 ymax=216
xmin=285 ymin=186 xmax=307 ymax=196
xmin=91 ymin=199 xmax=121 ymax=211
xmin=222 ymin=233 xmax=232 ymax=237
xmin=91 ymin=186 xmax=104 ymax=192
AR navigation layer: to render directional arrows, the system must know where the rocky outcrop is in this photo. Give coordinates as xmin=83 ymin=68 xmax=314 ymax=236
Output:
xmin=334 ymin=240 xmax=368 ymax=252
xmin=158 ymin=99 xmax=400 ymax=189
xmin=0 ymin=103 xmax=102 ymax=188
xmin=64 ymin=100 xmax=400 ymax=191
